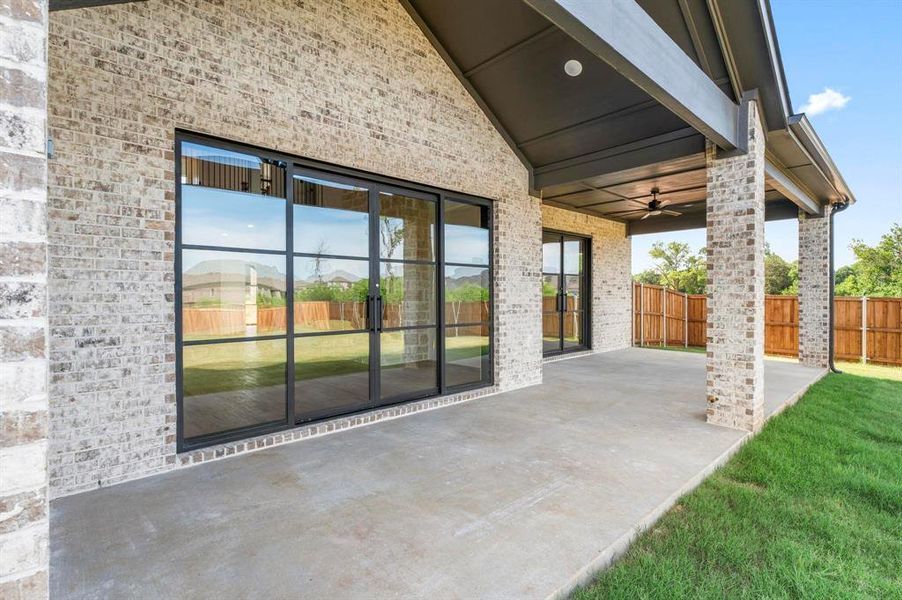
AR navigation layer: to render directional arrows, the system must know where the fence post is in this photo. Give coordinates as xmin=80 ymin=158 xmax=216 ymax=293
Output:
xmin=639 ymin=283 xmax=645 ymax=347
xmin=684 ymin=292 xmax=688 ymax=348
xmin=661 ymin=287 xmax=667 ymax=347
xmin=861 ymin=296 xmax=868 ymax=364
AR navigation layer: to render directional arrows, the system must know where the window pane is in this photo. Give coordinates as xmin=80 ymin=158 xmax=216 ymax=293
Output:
xmin=182 ymin=250 xmax=287 ymax=341
xmin=293 ymin=175 xmax=369 ymax=257
xmin=564 ymin=238 xmax=583 ymax=275
xmin=182 ymin=339 xmax=286 ymax=439
xmin=181 ymin=186 xmax=286 ymax=251
xmin=445 ymin=325 xmax=489 ymax=387
xmin=181 ymin=142 xmax=286 ymax=198
xmin=542 ymin=274 xmax=559 ymax=313
xmin=445 ymin=266 xmax=489 ymax=324
xmin=565 ymin=274 xmax=583 ymax=311
xmin=543 ymin=233 xmax=561 ymax=273
xmin=444 ymin=200 xmax=489 ymax=265
xmin=379 ymin=192 xmax=436 ymax=261
xmin=563 ymin=311 xmax=585 ymax=349
xmin=294 ymin=257 xmax=369 ymax=333
xmin=380 ymin=329 xmax=437 ymax=399
xmin=380 ymin=262 xmax=435 ymax=328
xmin=295 ymin=333 xmax=370 ymax=422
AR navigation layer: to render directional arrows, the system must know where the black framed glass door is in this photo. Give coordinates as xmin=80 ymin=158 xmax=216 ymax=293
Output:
xmin=292 ymin=176 xmax=440 ymax=423
xmin=542 ymin=230 xmax=590 ymax=356
xmin=176 ymin=133 xmax=493 ymax=451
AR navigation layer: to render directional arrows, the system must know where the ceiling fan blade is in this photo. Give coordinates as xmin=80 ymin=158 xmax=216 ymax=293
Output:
xmin=658 ymin=199 xmax=671 ymax=208
xmin=605 ymin=209 xmax=646 ymax=216
xmin=640 ymin=212 xmax=651 ymax=220
xmin=662 ymin=209 xmax=682 ymax=216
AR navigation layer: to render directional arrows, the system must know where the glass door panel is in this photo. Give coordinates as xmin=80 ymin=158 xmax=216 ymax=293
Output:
xmin=543 ymin=231 xmax=589 ymax=355
xmin=378 ymin=191 xmax=438 ymax=401
xmin=293 ymin=174 xmax=375 ymax=423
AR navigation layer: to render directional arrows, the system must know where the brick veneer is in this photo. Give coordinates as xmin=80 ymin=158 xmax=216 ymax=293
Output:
xmin=0 ymin=0 xmax=50 ymax=596
xmin=540 ymin=205 xmax=632 ymax=353
xmin=704 ymin=98 xmax=766 ymax=432
xmin=46 ymin=0 xmax=540 ymax=498
xmin=797 ymin=210 xmax=831 ymax=368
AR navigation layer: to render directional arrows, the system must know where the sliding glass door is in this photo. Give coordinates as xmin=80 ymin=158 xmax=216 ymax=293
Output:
xmin=542 ymin=230 xmax=590 ymax=356
xmin=176 ymin=134 xmax=492 ymax=450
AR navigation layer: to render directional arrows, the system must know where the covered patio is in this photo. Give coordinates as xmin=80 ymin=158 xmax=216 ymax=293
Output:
xmin=50 ymin=348 xmax=824 ymax=599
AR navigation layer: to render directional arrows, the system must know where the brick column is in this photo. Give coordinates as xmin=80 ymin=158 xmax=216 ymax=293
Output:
xmin=705 ymin=98 xmax=766 ymax=432
xmin=0 ymin=0 xmax=50 ymax=597
xmin=798 ymin=210 xmax=831 ymax=368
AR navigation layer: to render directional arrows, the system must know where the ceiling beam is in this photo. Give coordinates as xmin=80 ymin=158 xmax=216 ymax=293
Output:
xmin=764 ymin=157 xmax=821 ymax=215
xmin=524 ymin=0 xmax=740 ymax=150
xmin=533 ymin=128 xmax=704 ymax=189
xmin=50 ymin=0 xmax=143 ymax=10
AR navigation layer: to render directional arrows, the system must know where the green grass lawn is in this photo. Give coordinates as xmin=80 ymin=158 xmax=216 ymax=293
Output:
xmin=573 ymin=362 xmax=902 ymax=599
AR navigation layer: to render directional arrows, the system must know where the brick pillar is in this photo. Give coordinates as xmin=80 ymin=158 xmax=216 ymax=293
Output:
xmin=705 ymin=97 xmax=766 ymax=432
xmin=798 ymin=210 xmax=831 ymax=368
xmin=0 ymin=0 xmax=50 ymax=597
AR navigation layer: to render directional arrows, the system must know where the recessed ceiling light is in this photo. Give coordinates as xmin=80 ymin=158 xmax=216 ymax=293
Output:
xmin=564 ymin=59 xmax=583 ymax=77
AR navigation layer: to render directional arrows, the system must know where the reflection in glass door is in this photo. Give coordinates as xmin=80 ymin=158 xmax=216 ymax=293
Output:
xmin=177 ymin=134 xmax=493 ymax=450
xmin=542 ymin=230 xmax=589 ymax=356
xmin=378 ymin=190 xmax=438 ymax=401
xmin=292 ymin=174 xmax=373 ymax=422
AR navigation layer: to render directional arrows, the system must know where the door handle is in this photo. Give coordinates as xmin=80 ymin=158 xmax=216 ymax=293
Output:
xmin=365 ymin=296 xmax=372 ymax=331
xmin=375 ymin=296 xmax=384 ymax=332
xmin=557 ymin=291 xmax=564 ymax=313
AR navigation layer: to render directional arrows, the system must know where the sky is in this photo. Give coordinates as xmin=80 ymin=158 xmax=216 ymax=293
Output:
xmin=632 ymin=0 xmax=902 ymax=273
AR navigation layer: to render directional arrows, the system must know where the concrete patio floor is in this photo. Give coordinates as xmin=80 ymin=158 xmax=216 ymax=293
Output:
xmin=50 ymin=348 xmax=825 ymax=599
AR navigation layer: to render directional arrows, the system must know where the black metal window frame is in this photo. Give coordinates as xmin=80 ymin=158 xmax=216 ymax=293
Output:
xmin=541 ymin=228 xmax=592 ymax=357
xmin=175 ymin=130 xmax=494 ymax=452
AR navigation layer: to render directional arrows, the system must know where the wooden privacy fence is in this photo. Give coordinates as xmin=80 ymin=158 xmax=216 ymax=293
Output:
xmin=632 ymin=283 xmax=902 ymax=366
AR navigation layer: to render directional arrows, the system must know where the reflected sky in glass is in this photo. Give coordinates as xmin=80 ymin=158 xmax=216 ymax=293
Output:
xmin=294 ymin=204 xmax=369 ymax=257
xmin=564 ymin=240 xmax=582 ymax=274
xmin=182 ymin=186 xmax=285 ymax=250
xmin=294 ymin=256 xmax=369 ymax=284
xmin=445 ymin=225 xmax=489 ymax=265
xmin=543 ymin=241 xmax=561 ymax=273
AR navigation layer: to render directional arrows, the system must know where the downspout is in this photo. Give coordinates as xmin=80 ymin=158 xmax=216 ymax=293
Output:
xmin=828 ymin=199 xmax=851 ymax=373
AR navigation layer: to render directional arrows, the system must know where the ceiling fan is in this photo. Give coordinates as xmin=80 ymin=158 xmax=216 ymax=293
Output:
xmin=607 ymin=188 xmax=682 ymax=220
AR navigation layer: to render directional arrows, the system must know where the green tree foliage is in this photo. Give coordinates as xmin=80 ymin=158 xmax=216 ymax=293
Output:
xmin=633 ymin=242 xmax=706 ymax=294
xmin=764 ymin=244 xmax=797 ymax=295
xmin=446 ymin=284 xmax=489 ymax=302
xmin=835 ymin=223 xmax=902 ymax=297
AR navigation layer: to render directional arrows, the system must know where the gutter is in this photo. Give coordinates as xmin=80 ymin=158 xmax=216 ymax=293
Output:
xmin=828 ymin=199 xmax=851 ymax=373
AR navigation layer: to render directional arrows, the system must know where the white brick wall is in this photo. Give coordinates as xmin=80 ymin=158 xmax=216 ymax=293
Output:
xmin=704 ymin=99 xmax=766 ymax=432
xmin=541 ymin=205 xmax=632 ymax=353
xmin=0 ymin=0 xmax=50 ymax=596
xmin=798 ymin=210 xmax=830 ymax=368
xmin=47 ymin=0 xmax=540 ymax=498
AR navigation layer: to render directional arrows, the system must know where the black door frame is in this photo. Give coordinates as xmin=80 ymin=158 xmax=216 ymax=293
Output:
xmin=542 ymin=228 xmax=591 ymax=357
xmin=175 ymin=130 xmax=494 ymax=452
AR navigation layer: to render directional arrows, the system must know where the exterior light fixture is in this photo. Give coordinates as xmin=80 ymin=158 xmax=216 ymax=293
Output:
xmin=564 ymin=59 xmax=583 ymax=77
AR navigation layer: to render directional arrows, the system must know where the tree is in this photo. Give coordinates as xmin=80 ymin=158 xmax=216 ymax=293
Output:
xmin=633 ymin=242 xmax=706 ymax=294
xmin=835 ymin=223 xmax=902 ymax=297
xmin=764 ymin=244 xmax=796 ymax=295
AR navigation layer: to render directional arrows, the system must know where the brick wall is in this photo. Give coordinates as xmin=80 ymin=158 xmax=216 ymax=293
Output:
xmin=704 ymin=99 xmax=766 ymax=432
xmin=540 ymin=205 xmax=632 ymax=353
xmin=0 ymin=0 xmax=50 ymax=596
xmin=797 ymin=210 xmax=830 ymax=368
xmin=47 ymin=0 xmax=540 ymax=498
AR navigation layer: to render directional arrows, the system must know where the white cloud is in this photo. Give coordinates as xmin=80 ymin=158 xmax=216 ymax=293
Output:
xmin=800 ymin=87 xmax=851 ymax=116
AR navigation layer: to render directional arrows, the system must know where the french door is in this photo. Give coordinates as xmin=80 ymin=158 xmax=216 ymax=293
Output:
xmin=292 ymin=171 xmax=439 ymax=424
xmin=176 ymin=133 xmax=492 ymax=451
xmin=542 ymin=230 xmax=590 ymax=356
